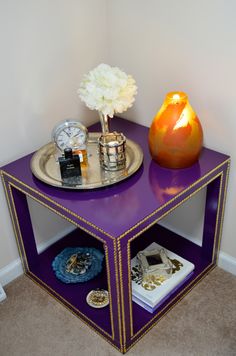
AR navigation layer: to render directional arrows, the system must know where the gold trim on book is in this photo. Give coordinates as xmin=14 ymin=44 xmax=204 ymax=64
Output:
xmin=127 ymin=170 xmax=225 ymax=339
xmin=2 ymin=180 xmax=116 ymax=342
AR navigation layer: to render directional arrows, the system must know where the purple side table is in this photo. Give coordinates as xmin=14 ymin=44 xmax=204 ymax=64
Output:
xmin=1 ymin=118 xmax=230 ymax=353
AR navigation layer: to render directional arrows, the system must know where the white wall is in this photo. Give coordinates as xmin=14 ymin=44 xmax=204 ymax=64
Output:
xmin=107 ymin=0 xmax=236 ymax=259
xmin=0 ymin=0 xmax=108 ymax=270
xmin=1 ymin=0 xmax=236 ymax=280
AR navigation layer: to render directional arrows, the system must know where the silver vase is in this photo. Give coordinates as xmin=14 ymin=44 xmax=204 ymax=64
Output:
xmin=99 ymin=112 xmax=110 ymax=134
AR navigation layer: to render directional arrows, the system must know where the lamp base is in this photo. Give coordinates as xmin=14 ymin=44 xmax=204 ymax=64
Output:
xmin=151 ymin=150 xmax=202 ymax=169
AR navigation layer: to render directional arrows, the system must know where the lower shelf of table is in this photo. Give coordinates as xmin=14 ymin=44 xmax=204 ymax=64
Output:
xmin=26 ymin=223 xmax=214 ymax=350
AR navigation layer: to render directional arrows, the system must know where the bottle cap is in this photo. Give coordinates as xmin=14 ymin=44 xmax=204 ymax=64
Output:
xmin=64 ymin=148 xmax=73 ymax=159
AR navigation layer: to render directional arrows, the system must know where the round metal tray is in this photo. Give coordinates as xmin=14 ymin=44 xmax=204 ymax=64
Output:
xmin=30 ymin=133 xmax=143 ymax=189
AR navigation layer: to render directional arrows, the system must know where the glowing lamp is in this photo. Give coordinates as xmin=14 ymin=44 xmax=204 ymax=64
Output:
xmin=148 ymin=91 xmax=203 ymax=169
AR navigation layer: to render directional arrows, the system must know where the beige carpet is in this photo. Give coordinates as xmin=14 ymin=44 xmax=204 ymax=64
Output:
xmin=0 ymin=267 xmax=236 ymax=356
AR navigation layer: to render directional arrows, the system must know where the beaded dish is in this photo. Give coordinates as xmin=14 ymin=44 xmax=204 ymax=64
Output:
xmin=52 ymin=247 xmax=104 ymax=283
xmin=86 ymin=289 xmax=109 ymax=308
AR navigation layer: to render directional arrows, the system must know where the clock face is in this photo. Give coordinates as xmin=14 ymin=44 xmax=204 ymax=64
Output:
xmin=52 ymin=120 xmax=88 ymax=152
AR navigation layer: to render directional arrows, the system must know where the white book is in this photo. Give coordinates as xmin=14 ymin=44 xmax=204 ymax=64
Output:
xmin=132 ymin=272 xmax=194 ymax=313
xmin=131 ymin=242 xmax=195 ymax=310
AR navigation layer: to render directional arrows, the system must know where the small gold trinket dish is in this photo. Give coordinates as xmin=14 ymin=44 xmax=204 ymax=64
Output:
xmin=86 ymin=289 xmax=109 ymax=308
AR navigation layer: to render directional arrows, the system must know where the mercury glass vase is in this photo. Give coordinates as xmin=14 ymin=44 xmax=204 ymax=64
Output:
xmin=148 ymin=91 xmax=203 ymax=169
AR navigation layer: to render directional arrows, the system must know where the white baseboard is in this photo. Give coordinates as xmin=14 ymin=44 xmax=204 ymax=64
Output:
xmin=0 ymin=258 xmax=23 ymax=287
xmin=0 ymin=225 xmax=76 ymax=287
xmin=218 ymin=251 xmax=236 ymax=276
xmin=0 ymin=282 xmax=7 ymax=301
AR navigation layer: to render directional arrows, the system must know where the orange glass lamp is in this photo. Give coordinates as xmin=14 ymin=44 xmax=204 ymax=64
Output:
xmin=148 ymin=91 xmax=203 ymax=169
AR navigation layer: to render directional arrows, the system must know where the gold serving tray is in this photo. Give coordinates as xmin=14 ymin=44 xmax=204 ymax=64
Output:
xmin=30 ymin=133 xmax=143 ymax=189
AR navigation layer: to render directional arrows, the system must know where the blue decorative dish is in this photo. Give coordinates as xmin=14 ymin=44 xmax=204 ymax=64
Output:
xmin=52 ymin=247 xmax=104 ymax=284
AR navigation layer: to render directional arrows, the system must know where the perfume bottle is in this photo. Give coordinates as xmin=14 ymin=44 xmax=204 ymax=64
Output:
xmin=59 ymin=148 xmax=81 ymax=185
xmin=74 ymin=148 xmax=88 ymax=167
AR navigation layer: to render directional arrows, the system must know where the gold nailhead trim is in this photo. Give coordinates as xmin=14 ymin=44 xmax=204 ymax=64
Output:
xmin=1 ymin=175 xmax=119 ymax=342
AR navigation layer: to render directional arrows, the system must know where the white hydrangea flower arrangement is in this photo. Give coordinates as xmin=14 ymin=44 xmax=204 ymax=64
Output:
xmin=78 ymin=64 xmax=137 ymax=119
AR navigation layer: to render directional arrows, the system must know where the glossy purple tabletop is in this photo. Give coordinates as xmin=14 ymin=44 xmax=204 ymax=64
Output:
xmin=1 ymin=117 xmax=229 ymax=238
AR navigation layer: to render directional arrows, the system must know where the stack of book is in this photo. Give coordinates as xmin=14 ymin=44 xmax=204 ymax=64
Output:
xmin=131 ymin=242 xmax=195 ymax=313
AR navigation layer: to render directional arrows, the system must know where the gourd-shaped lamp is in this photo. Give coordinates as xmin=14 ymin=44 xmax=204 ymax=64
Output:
xmin=148 ymin=91 xmax=203 ymax=169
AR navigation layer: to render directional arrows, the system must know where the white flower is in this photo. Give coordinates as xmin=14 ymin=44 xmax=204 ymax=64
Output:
xmin=78 ymin=64 xmax=137 ymax=118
